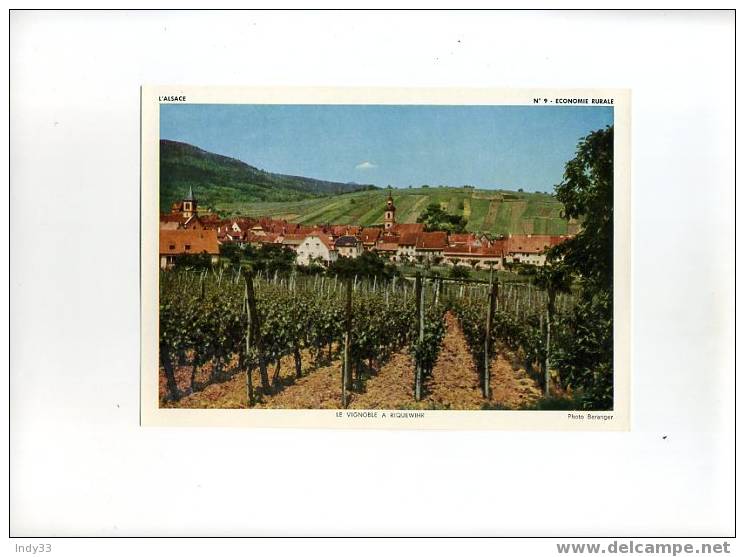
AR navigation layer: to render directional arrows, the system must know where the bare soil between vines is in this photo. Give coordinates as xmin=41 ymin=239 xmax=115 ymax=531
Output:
xmin=160 ymin=312 xmax=542 ymax=410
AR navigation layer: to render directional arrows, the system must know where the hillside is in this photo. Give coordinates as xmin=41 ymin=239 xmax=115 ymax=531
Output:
xmin=159 ymin=140 xmax=375 ymax=212
xmin=238 ymin=187 xmax=579 ymax=236
xmin=160 ymin=140 xmax=576 ymax=235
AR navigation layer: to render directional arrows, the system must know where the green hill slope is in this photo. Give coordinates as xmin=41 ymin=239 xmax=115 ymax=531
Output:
xmin=160 ymin=141 xmax=575 ymax=235
xmin=159 ymin=140 xmax=375 ymax=212
xmin=241 ymin=187 xmax=578 ymax=236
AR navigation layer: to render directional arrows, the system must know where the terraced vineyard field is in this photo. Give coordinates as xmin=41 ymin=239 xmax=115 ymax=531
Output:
xmin=224 ymin=187 xmax=574 ymax=236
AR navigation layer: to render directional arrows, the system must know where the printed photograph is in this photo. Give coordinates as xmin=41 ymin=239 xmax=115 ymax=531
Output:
xmin=157 ymin=102 xmax=615 ymax=412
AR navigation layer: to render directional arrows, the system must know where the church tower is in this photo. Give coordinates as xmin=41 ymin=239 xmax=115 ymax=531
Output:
xmin=384 ymin=190 xmax=396 ymax=230
xmin=181 ymin=186 xmax=197 ymax=219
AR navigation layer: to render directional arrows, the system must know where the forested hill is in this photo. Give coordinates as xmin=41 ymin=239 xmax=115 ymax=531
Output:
xmin=159 ymin=140 xmax=376 ymax=212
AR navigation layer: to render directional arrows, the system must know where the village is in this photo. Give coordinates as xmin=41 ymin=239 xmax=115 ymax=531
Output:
xmin=159 ymin=187 xmax=573 ymax=271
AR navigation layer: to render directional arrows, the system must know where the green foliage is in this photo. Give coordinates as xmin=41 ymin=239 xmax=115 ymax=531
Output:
xmin=160 ymin=140 xmax=373 ymax=212
xmin=523 ymin=261 xmax=574 ymax=317
xmin=242 ymin=244 xmax=296 ymax=275
xmin=416 ymin=203 xmax=468 ymax=233
xmin=172 ymin=253 xmax=213 ymax=271
xmin=159 ymin=270 xmax=436 ymax=399
xmin=449 ymin=265 xmax=470 ymax=279
xmin=350 ymin=289 xmax=417 ymax=375
xmin=449 ymin=295 xmax=535 ymax=376
xmin=551 ymin=126 xmax=613 ymax=292
xmin=549 ymin=125 xmax=614 ymax=410
xmin=219 ymin=186 xmax=569 ymax=235
xmin=410 ymin=303 xmax=446 ymax=376
xmin=219 ymin=242 xmax=242 ymax=267
xmin=552 ymin=291 xmax=613 ymax=410
xmin=527 ymin=394 xmax=585 ymax=410
xmin=327 ymin=251 xmax=399 ymax=281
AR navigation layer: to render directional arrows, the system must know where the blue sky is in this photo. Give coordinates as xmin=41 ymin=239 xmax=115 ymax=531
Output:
xmin=161 ymin=104 xmax=613 ymax=192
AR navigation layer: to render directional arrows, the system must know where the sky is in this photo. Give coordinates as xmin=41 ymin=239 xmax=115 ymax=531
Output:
xmin=160 ymin=104 xmax=613 ymax=192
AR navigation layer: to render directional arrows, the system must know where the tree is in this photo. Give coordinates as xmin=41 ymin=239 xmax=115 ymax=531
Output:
xmin=551 ymin=125 xmax=613 ymax=292
xmin=173 ymin=252 xmax=213 ymax=271
xmin=527 ymin=263 xmax=573 ymax=322
xmin=243 ymin=243 xmax=295 ymax=274
xmin=549 ymin=125 xmax=614 ymax=410
xmin=449 ymin=265 xmax=470 ymax=279
xmin=219 ymin=242 xmax=242 ymax=267
xmin=416 ymin=203 xmax=468 ymax=233
xmin=327 ymin=250 xmax=398 ymax=281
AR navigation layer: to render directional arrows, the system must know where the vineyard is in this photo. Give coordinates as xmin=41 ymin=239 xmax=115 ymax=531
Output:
xmin=159 ymin=268 xmax=577 ymax=410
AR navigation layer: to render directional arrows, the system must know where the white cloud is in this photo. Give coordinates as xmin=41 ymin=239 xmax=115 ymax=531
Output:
xmin=355 ymin=161 xmax=378 ymax=170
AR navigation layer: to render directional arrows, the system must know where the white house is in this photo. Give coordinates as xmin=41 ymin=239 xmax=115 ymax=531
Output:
xmin=504 ymin=235 xmax=561 ymax=267
xmin=396 ymin=232 xmax=418 ymax=263
xmin=296 ymin=233 xmax=338 ymax=266
xmin=334 ymin=235 xmax=363 ymax=258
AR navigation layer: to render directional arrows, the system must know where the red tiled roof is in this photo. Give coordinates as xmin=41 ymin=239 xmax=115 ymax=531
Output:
xmin=281 ymin=233 xmax=307 ymax=244
xmin=199 ymin=214 xmax=220 ymax=225
xmin=247 ymin=231 xmax=282 ymax=244
xmin=330 ymin=225 xmax=352 ymax=237
xmin=160 ymin=213 xmax=186 ymax=224
xmin=360 ymin=227 xmax=382 ymax=244
xmin=398 ymin=232 xmax=419 ymax=246
xmin=160 ymin=229 xmax=219 ymax=255
xmin=448 ymin=233 xmax=477 ymax=245
xmin=444 ymin=244 xmax=504 ymax=258
xmin=443 ymin=244 xmax=481 ymax=255
xmin=490 ymin=238 xmax=507 ymax=252
xmin=506 ymin=235 xmax=566 ymax=254
xmin=234 ymin=219 xmax=254 ymax=230
xmin=182 ymin=215 xmax=213 ymax=230
xmin=480 ymin=244 xmax=504 ymax=257
xmin=417 ymin=231 xmax=448 ymax=250
xmin=392 ymin=223 xmax=424 ymax=235
xmin=375 ymin=242 xmax=399 ymax=252
xmin=259 ymin=232 xmax=280 ymax=244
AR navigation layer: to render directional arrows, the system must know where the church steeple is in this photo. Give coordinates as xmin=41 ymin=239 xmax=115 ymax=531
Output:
xmin=384 ymin=190 xmax=396 ymax=230
xmin=182 ymin=187 xmax=197 ymax=218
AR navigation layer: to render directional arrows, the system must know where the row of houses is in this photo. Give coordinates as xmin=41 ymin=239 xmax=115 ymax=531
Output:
xmin=292 ymin=228 xmax=568 ymax=270
xmin=159 ymin=189 xmax=572 ymax=270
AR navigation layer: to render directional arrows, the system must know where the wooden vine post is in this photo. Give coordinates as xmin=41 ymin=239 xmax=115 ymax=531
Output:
xmin=544 ymin=309 xmax=551 ymax=397
xmin=544 ymin=279 xmax=558 ymax=397
xmin=341 ymin=277 xmax=353 ymax=407
xmin=414 ymin=273 xmax=424 ymax=401
xmin=243 ymin=274 xmax=254 ymax=407
xmin=244 ymin=271 xmax=271 ymax=396
xmin=160 ymin=341 xmax=180 ymax=402
xmin=483 ymin=277 xmax=498 ymax=399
